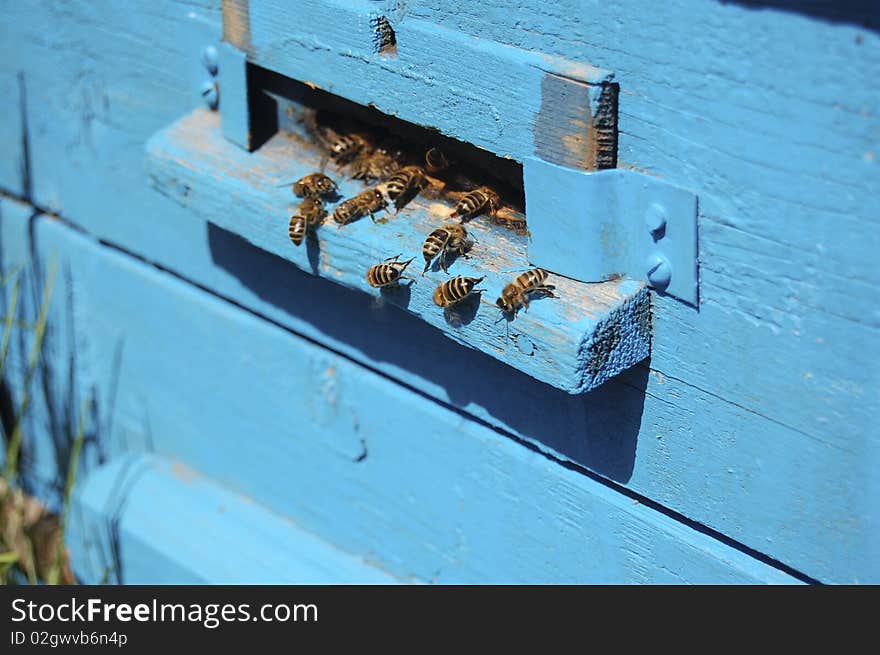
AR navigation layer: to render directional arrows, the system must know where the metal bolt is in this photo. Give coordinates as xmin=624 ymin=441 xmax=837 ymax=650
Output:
xmin=200 ymin=80 xmax=219 ymax=110
xmin=645 ymin=203 xmax=667 ymax=239
xmin=201 ymin=45 xmax=218 ymax=75
xmin=646 ymin=254 xmax=672 ymax=290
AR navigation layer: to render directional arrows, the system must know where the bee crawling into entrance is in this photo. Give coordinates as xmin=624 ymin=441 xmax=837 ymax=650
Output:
xmin=450 ymin=186 xmax=500 ymax=223
xmin=350 ymin=147 xmax=401 ymax=183
xmin=282 ymin=172 xmax=338 ymax=199
xmin=288 ymin=197 xmax=328 ymax=247
xmin=332 ymin=188 xmax=389 ymax=225
xmin=379 ymin=166 xmax=427 ymax=212
xmin=366 ymin=254 xmax=416 ymax=288
xmin=421 ymin=223 xmax=471 ymax=274
xmin=495 ymin=268 xmax=558 ymax=315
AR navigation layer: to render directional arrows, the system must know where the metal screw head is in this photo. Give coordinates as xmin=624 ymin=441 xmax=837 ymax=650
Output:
xmin=645 ymin=203 xmax=667 ymax=239
xmin=646 ymin=254 xmax=672 ymax=290
xmin=200 ymin=80 xmax=219 ymax=110
xmin=201 ymin=45 xmax=219 ymax=75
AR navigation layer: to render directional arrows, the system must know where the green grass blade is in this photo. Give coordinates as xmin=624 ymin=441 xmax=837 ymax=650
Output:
xmin=0 ymin=274 xmax=21 ymax=383
xmin=4 ymin=259 xmax=57 ymax=483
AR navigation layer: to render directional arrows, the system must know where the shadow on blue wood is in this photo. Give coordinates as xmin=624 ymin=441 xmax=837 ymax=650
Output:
xmin=206 ymin=223 xmax=647 ymax=484
xmin=720 ymin=1 xmax=880 ymax=31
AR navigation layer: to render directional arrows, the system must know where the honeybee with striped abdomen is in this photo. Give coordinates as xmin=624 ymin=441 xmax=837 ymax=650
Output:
xmin=366 ymin=254 xmax=415 ymax=288
xmin=381 ymin=165 xmax=426 ymax=211
xmin=350 ymin=148 xmax=401 ymax=182
xmin=422 ymin=223 xmax=470 ymax=273
xmin=332 ymin=188 xmax=388 ymax=225
xmin=433 ymin=276 xmax=485 ymax=308
xmin=450 ymin=186 xmax=500 ymax=222
xmin=288 ymin=197 xmax=327 ymax=246
xmin=291 ymin=172 xmax=337 ymax=198
xmin=329 ymin=133 xmax=369 ymax=166
xmin=496 ymin=268 xmax=557 ymax=314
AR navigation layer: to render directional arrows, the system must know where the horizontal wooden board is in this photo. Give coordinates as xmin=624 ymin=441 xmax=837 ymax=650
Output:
xmin=146 ymin=109 xmax=650 ymax=394
xmin=11 ymin=213 xmax=796 ymax=584
xmin=69 ymin=454 xmax=401 ymax=584
xmin=234 ymin=0 xmax=616 ymax=168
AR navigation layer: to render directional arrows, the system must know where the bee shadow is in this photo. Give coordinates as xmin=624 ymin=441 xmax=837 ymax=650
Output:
xmin=425 ymin=250 xmax=469 ymax=276
xmin=442 ymin=292 xmax=481 ymax=328
xmin=306 ymin=231 xmax=322 ymax=275
xmin=379 ymin=279 xmax=413 ymax=309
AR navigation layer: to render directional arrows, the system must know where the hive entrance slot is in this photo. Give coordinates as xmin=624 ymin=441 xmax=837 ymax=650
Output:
xmin=248 ymin=65 xmax=527 ymax=234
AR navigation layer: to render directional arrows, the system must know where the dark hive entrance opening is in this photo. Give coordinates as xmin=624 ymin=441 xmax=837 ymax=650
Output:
xmin=251 ymin=64 xmax=527 ymax=234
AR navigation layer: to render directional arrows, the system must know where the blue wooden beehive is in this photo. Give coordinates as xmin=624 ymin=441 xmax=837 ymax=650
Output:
xmin=0 ymin=0 xmax=877 ymax=584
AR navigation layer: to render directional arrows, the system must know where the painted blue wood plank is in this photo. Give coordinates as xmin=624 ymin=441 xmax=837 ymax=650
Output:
xmin=0 ymin=73 xmax=26 ymax=197
xmin=146 ymin=108 xmax=651 ymax=394
xmin=18 ymin=214 xmax=797 ymax=584
xmin=68 ymin=454 xmax=402 ymax=584
xmin=234 ymin=0 xmax=615 ymax=168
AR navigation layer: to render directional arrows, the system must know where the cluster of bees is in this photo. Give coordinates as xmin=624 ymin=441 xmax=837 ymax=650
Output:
xmin=283 ymin=114 xmax=556 ymax=318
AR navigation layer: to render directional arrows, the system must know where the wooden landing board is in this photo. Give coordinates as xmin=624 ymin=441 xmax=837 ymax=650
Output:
xmin=146 ymin=109 xmax=650 ymax=394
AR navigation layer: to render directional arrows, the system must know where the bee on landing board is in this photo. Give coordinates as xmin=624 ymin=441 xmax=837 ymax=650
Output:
xmin=380 ymin=166 xmax=427 ymax=212
xmin=288 ymin=197 xmax=327 ymax=246
xmin=332 ymin=188 xmax=388 ymax=225
xmin=289 ymin=172 xmax=337 ymax=199
xmin=496 ymin=268 xmax=557 ymax=314
xmin=366 ymin=255 xmax=416 ymax=288
xmin=450 ymin=187 xmax=500 ymax=222
xmin=422 ymin=223 xmax=470 ymax=273
xmin=433 ymin=276 xmax=485 ymax=308
xmin=350 ymin=148 xmax=401 ymax=182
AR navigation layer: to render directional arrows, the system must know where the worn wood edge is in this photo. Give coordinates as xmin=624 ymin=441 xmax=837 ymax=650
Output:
xmin=145 ymin=109 xmax=649 ymax=393
xmin=68 ymin=454 xmax=403 ymax=584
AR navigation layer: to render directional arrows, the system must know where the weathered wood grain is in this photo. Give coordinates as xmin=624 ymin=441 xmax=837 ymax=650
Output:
xmin=240 ymin=0 xmax=616 ymax=168
xmin=146 ymin=109 xmax=651 ymax=394
xmin=0 ymin=73 xmax=27 ymax=198
xmin=69 ymin=454 xmax=402 ymax=584
xmin=23 ymin=214 xmax=797 ymax=583
xmin=2 ymin=1 xmax=878 ymax=583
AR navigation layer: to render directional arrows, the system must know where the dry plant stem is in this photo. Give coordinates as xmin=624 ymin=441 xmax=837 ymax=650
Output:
xmin=0 ymin=275 xmax=21 ymax=385
xmin=46 ymin=409 xmax=85 ymax=585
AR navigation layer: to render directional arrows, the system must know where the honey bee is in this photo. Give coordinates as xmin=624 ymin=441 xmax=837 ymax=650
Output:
xmin=291 ymin=172 xmax=337 ymax=198
xmin=350 ymin=148 xmax=401 ymax=182
xmin=288 ymin=197 xmax=327 ymax=246
xmin=332 ymin=188 xmax=388 ymax=225
xmin=496 ymin=268 xmax=557 ymax=314
xmin=433 ymin=276 xmax=485 ymax=307
xmin=381 ymin=166 xmax=426 ymax=211
xmin=366 ymin=254 xmax=415 ymax=288
xmin=328 ymin=133 xmax=369 ymax=166
xmin=422 ymin=223 xmax=469 ymax=273
xmin=451 ymin=186 xmax=500 ymax=222
xmin=490 ymin=209 xmax=528 ymax=235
